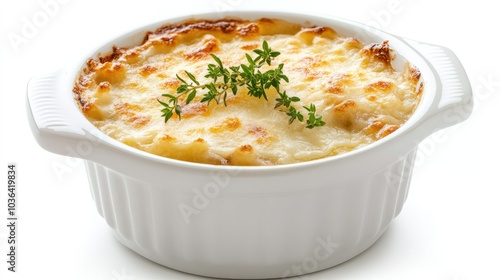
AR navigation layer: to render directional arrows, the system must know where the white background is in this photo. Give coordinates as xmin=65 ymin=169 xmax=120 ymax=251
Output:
xmin=1 ymin=0 xmax=499 ymax=279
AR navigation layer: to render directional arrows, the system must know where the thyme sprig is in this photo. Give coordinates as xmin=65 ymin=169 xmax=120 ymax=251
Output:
xmin=158 ymin=41 xmax=325 ymax=129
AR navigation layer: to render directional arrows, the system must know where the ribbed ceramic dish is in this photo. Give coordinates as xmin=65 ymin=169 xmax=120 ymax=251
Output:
xmin=27 ymin=11 xmax=473 ymax=279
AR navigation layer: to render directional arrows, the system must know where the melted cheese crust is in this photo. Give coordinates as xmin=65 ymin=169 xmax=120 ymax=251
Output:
xmin=74 ymin=18 xmax=422 ymax=166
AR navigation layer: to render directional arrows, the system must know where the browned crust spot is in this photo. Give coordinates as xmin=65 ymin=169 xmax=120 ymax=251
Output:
xmin=99 ymin=46 xmax=127 ymax=64
xmin=361 ymin=40 xmax=393 ymax=67
xmin=114 ymin=102 xmax=137 ymax=112
xmin=73 ymin=73 xmax=95 ymax=112
xmin=301 ymin=56 xmax=325 ymax=67
xmin=237 ymin=23 xmax=259 ymax=37
xmin=334 ymin=100 xmax=356 ymax=112
xmin=123 ymin=50 xmax=140 ymax=61
xmin=346 ymin=37 xmax=363 ymax=49
xmin=257 ymin=18 xmax=274 ymax=24
xmin=181 ymin=102 xmax=209 ymax=118
xmin=147 ymin=19 xmax=243 ymax=42
xmin=301 ymin=26 xmax=337 ymax=38
xmin=365 ymin=121 xmax=400 ymax=139
xmin=248 ymin=125 xmax=275 ymax=144
xmin=113 ymin=102 xmax=150 ymax=127
xmin=417 ymin=82 xmax=424 ymax=95
xmin=241 ymin=43 xmax=259 ymax=51
xmin=184 ymin=36 xmax=220 ymax=60
xmin=293 ymin=57 xmax=326 ymax=79
xmin=85 ymin=58 xmax=99 ymax=71
xmin=407 ymin=64 xmax=421 ymax=83
xmin=93 ymin=62 xmax=126 ymax=84
xmin=150 ymin=34 xmax=177 ymax=47
xmin=130 ymin=115 xmax=150 ymax=127
xmin=161 ymin=77 xmax=181 ymax=89
xmin=364 ymin=81 xmax=394 ymax=93
xmin=326 ymin=86 xmax=344 ymax=94
xmin=377 ymin=124 xmax=399 ymax=138
xmin=292 ymin=66 xmax=321 ymax=81
xmin=75 ymin=94 xmax=90 ymax=112
xmin=97 ymin=81 xmax=111 ymax=92
xmin=139 ymin=65 xmax=158 ymax=76
xmin=209 ymin=117 xmax=241 ymax=133
xmin=297 ymin=27 xmax=335 ymax=44
xmin=239 ymin=144 xmax=253 ymax=152
xmin=160 ymin=134 xmax=176 ymax=141
xmin=326 ymin=73 xmax=350 ymax=94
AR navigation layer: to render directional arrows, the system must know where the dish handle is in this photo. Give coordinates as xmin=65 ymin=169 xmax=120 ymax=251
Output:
xmin=402 ymin=38 xmax=474 ymax=139
xmin=26 ymin=70 xmax=106 ymax=160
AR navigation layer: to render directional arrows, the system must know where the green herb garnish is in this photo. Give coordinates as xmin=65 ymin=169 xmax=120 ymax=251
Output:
xmin=158 ymin=41 xmax=325 ymax=129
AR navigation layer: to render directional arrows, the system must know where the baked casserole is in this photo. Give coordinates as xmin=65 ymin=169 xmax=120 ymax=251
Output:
xmin=73 ymin=18 xmax=422 ymax=165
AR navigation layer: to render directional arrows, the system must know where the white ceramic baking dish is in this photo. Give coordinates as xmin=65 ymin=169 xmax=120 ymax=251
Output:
xmin=27 ymin=11 xmax=473 ymax=279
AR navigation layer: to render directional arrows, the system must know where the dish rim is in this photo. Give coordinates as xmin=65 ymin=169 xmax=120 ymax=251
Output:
xmin=52 ymin=10 xmax=438 ymax=173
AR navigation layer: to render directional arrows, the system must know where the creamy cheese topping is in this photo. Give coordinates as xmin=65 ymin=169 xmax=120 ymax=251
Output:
xmin=74 ymin=18 xmax=422 ymax=165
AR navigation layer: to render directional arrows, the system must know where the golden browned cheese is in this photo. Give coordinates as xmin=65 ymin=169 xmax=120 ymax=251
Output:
xmin=74 ymin=18 xmax=422 ymax=166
